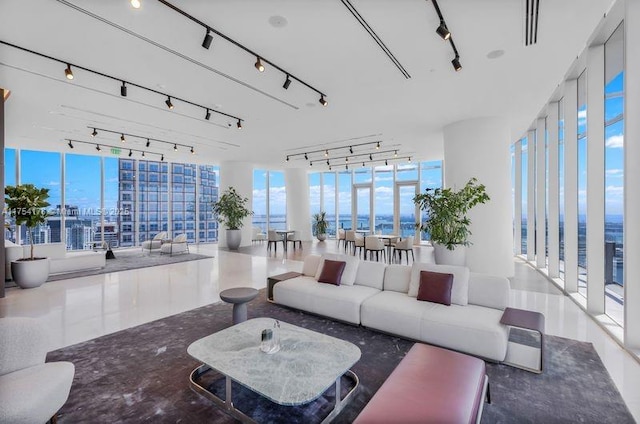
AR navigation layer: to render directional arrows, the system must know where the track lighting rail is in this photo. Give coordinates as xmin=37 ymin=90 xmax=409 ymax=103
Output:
xmin=88 ymin=127 xmax=195 ymax=153
xmin=430 ymin=0 xmax=462 ymax=72
xmin=66 ymin=138 xmax=164 ymax=159
xmin=308 ymin=149 xmax=398 ymax=165
xmin=285 ymin=140 xmax=381 ymax=161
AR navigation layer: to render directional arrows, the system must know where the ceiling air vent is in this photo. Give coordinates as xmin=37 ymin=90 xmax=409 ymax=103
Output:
xmin=524 ymin=0 xmax=540 ymax=46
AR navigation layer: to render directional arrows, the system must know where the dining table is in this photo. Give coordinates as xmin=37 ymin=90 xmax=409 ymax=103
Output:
xmin=375 ymin=234 xmax=400 ymax=263
xmin=275 ymin=229 xmax=295 ymax=252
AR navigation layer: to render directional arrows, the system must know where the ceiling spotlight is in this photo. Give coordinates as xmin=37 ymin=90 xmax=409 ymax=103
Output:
xmin=376 ymin=141 xmax=380 ymax=149
xmin=237 ymin=119 xmax=242 ymax=129
xmin=345 ymin=165 xmax=349 ymax=170
xmin=255 ymin=56 xmax=265 ymax=72
xmin=319 ymin=94 xmax=328 ymax=107
xmin=128 ymin=149 xmax=133 ymax=157
xmin=394 ymin=150 xmax=398 ymax=157
xmin=309 ymin=162 xmax=313 ymax=167
xmin=329 ymin=166 xmax=332 ymax=171
xmin=142 ymin=151 xmax=145 ymax=157
xmin=369 ymin=154 xmax=373 ymax=161
xmin=326 ymin=159 xmax=330 ymax=166
xmin=362 ymin=162 xmax=365 ymax=167
xmin=67 ymin=140 xmax=74 ymax=149
xmin=408 ymin=156 xmax=412 ymax=162
xmin=283 ymin=74 xmax=292 ymax=90
xmin=205 ymin=108 xmax=211 ymax=120
xmin=120 ymin=134 xmax=125 ymax=142
xmin=146 ymin=139 xmax=150 ymax=148
xmin=345 ymin=157 xmax=349 ymax=163
xmin=96 ymin=144 xmax=101 ymax=152
xmin=64 ymin=64 xmax=74 ymax=80
xmin=385 ymin=159 xmax=388 ymax=166
xmin=165 ymin=96 xmax=174 ymax=109
xmin=286 ymin=156 xmax=290 ymax=162
xmin=91 ymin=128 xmax=97 ymax=137
xmin=452 ymin=56 xmax=462 ymax=72
xmin=130 ymin=0 xmax=141 ymax=8
xmin=120 ymin=81 xmax=127 ymax=97
xmin=436 ymin=21 xmax=451 ymax=40
xmin=202 ymin=29 xmax=213 ymax=50
xmin=349 ymin=146 xmax=353 ymax=154
xmin=190 ymin=146 xmax=195 ymax=154
xmin=172 ymin=144 xmax=177 ymax=152
xmin=325 ymin=150 xmax=329 ymax=157
xmin=161 ymin=154 xmax=164 ymax=162
xmin=304 ymin=153 xmax=308 ymax=160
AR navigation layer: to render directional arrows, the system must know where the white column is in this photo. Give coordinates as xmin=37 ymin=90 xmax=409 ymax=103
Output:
xmin=443 ymin=117 xmax=514 ymax=277
xmin=548 ymin=102 xmax=560 ymax=277
xmin=535 ymin=118 xmax=547 ymax=269
xmin=218 ymin=161 xmax=254 ymax=248
xmin=586 ymin=44 xmax=605 ymax=315
xmin=624 ymin=2 xmax=640 ymax=349
xmin=514 ymin=141 xmax=522 ymax=255
xmin=527 ymin=129 xmax=536 ymax=262
xmin=285 ymin=168 xmax=312 ymax=241
xmin=564 ymin=79 xmax=579 ymax=293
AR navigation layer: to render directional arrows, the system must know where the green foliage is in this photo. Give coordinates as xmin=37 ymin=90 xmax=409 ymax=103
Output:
xmin=312 ymin=211 xmax=328 ymax=236
xmin=211 ymin=187 xmax=253 ymax=230
xmin=5 ymin=184 xmax=51 ymax=260
xmin=413 ymin=178 xmax=490 ymax=250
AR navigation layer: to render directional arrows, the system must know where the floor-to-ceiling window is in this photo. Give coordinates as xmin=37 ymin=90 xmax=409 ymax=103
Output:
xmin=374 ymin=165 xmax=394 ymax=234
xmin=65 ymin=154 xmax=101 ymax=250
xmin=4 ymin=148 xmax=16 ymax=243
xmin=252 ymin=170 xmax=287 ymax=231
xmin=309 ymin=173 xmax=321 ymax=230
xmin=338 ymin=171 xmax=352 ymax=230
xmin=419 ymin=161 xmax=443 ymax=242
xmin=20 ymin=150 xmax=62 ymax=244
xmin=577 ymin=70 xmax=588 ymax=297
xmin=136 ymin=159 xmax=169 ymax=246
xmin=253 ymin=170 xmax=267 ymax=232
xmin=323 ymin=172 xmax=336 ymax=236
xmin=521 ymin=137 xmax=528 ymax=254
xmin=118 ymin=159 xmax=136 ymax=247
xmin=604 ymin=23 xmax=625 ymax=325
xmin=198 ymin=165 xmax=219 ymax=243
xmin=171 ymin=163 xmax=196 ymax=243
xmin=558 ymin=99 xmax=565 ymax=276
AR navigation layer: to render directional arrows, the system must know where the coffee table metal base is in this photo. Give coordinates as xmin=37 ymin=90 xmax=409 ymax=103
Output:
xmin=189 ymin=364 xmax=359 ymax=424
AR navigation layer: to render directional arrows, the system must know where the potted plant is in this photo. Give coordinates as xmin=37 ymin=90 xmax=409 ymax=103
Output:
xmin=211 ymin=186 xmax=253 ymax=250
xmin=5 ymin=184 xmax=51 ymax=288
xmin=413 ymin=178 xmax=490 ymax=265
xmin=312 ymin=211 xmax=328 ymax=241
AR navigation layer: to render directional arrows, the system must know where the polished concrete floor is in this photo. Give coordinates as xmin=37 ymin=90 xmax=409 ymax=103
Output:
xmin=1 ymin=241 xmax=639 ymax=421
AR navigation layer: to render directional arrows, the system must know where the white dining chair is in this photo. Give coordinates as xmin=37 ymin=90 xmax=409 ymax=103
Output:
xmin=365 ymin=236 xmax=386 ymax=262
xmin=337 ymin=228 xmax=346 ymax=250
xmin=267 ymin=230 xmax=285 ymax=252
xmin=345 ymin=230 xmax=356 ymax=254
xmin=287 ymin=230 xmax=303 ymax=250
xmin=354 ymin=233 xmax=365 ymax=259
xmin=393 ymin=236 xmax=415 ymax=264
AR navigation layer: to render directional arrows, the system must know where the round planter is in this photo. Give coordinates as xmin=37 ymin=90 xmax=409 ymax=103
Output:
xmin=11 ymin=258 xmax=50 ymax=289
xmin=316 ymin=233 xmax=327 ymax=241
xmin=433 ymin=243 xmax=466 ymax=266
xmin=226 ymin=229 xmax=242 ymax=250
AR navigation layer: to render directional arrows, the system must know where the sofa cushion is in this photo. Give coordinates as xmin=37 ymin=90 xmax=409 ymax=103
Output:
xmin=314 ymin=253 xmax=359 ymax=286
xmin=302 ymin=255 xmax=322 ymax=277
xmin=417 ymin=270 xmax=453 ymax=306
xmin=383 ymin=264 xmax=412 ymax=293
xmin=354 ymin=260 xmax=386 ymax=290
xmin=318 ymin=260 xmax=346 ymax=286
xmin=408 ymin=263 xmax=469 ymax=306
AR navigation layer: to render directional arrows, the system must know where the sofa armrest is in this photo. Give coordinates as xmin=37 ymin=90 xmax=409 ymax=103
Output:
xmin=0 ymin=318 xmax=49 ymax=376
xmin=468 ymin=272 xmax=510 ymax=310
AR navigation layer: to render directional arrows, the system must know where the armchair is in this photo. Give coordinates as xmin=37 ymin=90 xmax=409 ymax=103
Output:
xmin=160 ymin=234 xmax=189 ymax=256
xmin=0 ymin=317 xmax=75 ymax=424
xmin=141 ymin=231 xmax=168 ymax=253
xmin=252 ymin=226 xmax=267 ymax=243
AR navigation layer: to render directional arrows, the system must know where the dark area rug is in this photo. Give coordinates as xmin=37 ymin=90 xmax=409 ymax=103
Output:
xmin=48 ymin=291 xmax=634 ymax=424
xmin=46 ymin=250 xmax=213 ymax=282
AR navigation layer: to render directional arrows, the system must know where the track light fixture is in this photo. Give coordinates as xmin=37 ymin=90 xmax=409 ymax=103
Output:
xmin=304 ymin=153 xmax=308 ymax=160
xmin=120 ymin=134 xmax=126 ymax=142
xmin=173 ymin=144 xmax=178 ymax=151
xmin=385 ymin=159 xmax=388 ymax=166
xmin=255 ymin=56 xmax=265 ymax=72
xmin=161 ymin=154 xmax=164 ymax=162
xmin=91 ymin=128 xmax=97 ymax=137
xmin=287 ymin=141 xmax=383 ymax=163
xmin=146 ymin=139 xmax=150 ymax=148
xmin=130 ymin=0 xmax=141 ymax=8
xmin=369 ymin=154 xmax=373 ymax=161
xmin=165 ymin=96 xmax=174 ymax=109
xmin=408 ymin=156 xmax=412 ymax=162
xmin=345 ymin=157 xmax=349 ymax=163
xmin=452 ymin=55 xmax=462 ymax=72
xmin=349 ymin=146 xmax=353 ymax=154
xmin=362 ymin=162 xmax=365 ymax=167
xmin=329 ymin=166 xmax=332 ymax=171
xmin=436 ymin=21 xmax=450 ymax=40
xmin=202 ymin=29 xmax=213 ymax=50
xmin=325 ymin=150 xmax=329 ymax=157
xmin=87 ymin=127 xmax=194 ymax=155
xmin=326 ymin=160 xmax=330 ymax=166
xmin=237 ymin=119 xmax=242 ymax=129
xmin=376 ymin=142 xmax=380 ymax=149
xmin=205 ymin=109 xmax=211 ymax=120
xmin=310 ymin=162 xmax=313 ymax=167
xmin=345 ymin=165 xmax=349 ymax=170
xmin=67 ymin=140 xmax=74 ymax=149
xmin=128 ymin=149 xmax=133 ymax=157
xmin=64 ymin=64 xmax=74 ymax=80
xmin=283 ymin=75 xmax=291 ymax=90
xmin=394 ymin=150 xmax=398 ymax=157
xmin=120 ymin=81 xmax=127 ymax=97
xmin=286 ymin=156 xmax=290 ymax=162
xmin=96 ymin=144 xmax=101 ymax=151
xmin=319 ymin=95 xmax=328 ymax=107
xmin=142 ymin=151 xmax=145 ymax=157
xmin=190 ymin=146 xmax=195 ymax=154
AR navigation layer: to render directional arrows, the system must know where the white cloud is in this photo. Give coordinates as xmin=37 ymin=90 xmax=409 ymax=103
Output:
xmin=606 ymin=169 xmax=623 ymax=176
xmin=605 ymin=134 xmax=624 ymax=148
xmin=578 ymin=110 xmax=587 ymax=120
xmin=606 ymin=185 xmax=624 ymax=196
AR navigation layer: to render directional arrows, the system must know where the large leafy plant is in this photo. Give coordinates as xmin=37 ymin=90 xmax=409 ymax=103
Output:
xmin=413 ymin=178 xmax=489 ymax=250
xmin=312 ymin=211 xmax=328 ymax=236
xmin=5 ymin=184 xmax=51 ymax=260
xmin=211 ymin=187 xmax=253 ymax=230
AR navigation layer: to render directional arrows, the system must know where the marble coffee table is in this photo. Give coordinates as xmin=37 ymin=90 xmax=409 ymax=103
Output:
xmin=187 ymin=317 xmax=361 ymax=423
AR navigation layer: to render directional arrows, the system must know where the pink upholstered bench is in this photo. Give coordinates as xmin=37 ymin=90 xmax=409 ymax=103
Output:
xmin=354 ymin=343 xmax=490 ymax=424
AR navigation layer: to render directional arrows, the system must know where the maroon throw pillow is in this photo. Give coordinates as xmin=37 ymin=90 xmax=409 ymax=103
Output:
xmin=417 ymin=270 xmax=454 ymax=306
xmin=317 ymin=260 xmax=347 ymax=286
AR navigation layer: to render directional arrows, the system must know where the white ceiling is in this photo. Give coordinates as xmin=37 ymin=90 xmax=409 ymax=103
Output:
xmin=0 ymin=0 xmax=614 ymax=168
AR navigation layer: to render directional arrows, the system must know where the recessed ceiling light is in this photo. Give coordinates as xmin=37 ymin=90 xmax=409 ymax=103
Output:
xmin=268 ymin=15 xmax=288 ymax=28
xmin=487 ymin=49 xmax=505 ymax=59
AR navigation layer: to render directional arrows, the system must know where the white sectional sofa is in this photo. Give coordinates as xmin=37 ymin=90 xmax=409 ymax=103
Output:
xmin=5 ymin=241 xmax=106 ymax=280
xmin=273 ymin=253 xmax=511 ymax=362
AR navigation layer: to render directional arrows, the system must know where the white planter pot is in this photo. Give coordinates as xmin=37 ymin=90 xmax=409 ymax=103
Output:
xmin=11 ymin=258 xmax=50 ymax=289
xmin=433 ymin=243 xmax=466 ymax=266
xmin=226 ymin=229 xmax=242 ymax=250
xmin=316 ymin=233 xmax=327 ymax=241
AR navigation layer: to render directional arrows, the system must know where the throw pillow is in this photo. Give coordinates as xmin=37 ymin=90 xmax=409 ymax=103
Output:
xmin=407 ymin=262 xmax=469 ymax=306
xmin=314 ymin=253 xmax=359 ymax=285
xmin=317 ymin=260 xmax=347 ymax=286
xmin=417 ymin=270 xmax=454 ymax=306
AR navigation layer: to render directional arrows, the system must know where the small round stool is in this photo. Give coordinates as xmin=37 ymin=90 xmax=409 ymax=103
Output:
xmin=219 ymin=287 xmax=259 ymax=324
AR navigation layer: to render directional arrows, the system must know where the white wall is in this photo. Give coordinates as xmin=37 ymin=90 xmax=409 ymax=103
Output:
xmin=443 ymin=117 xmax=514 ymax=277
xmin=218 ymin=161 xmax=254 ymax=248
xmin=285 ymin=168 xmax=312 ymax=241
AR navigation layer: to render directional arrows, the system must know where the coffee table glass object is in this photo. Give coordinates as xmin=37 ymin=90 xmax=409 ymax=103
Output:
xmin=187 ymin=318 xmax=361 ymax=423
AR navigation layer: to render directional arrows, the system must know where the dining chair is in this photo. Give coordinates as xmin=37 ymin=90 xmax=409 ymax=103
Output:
xmin=365 ymin=236 xmax=386 ymax=262
xmin=286 ymin=230 xmax=303 ymax=250
xmin=337 ymin=228 xmax=346 ymax=250
xmin=345 ymin=230 xmax=356 ymax=254
xmin=267 ymin=230 xmax=285 ymax=252
xmin=393 ymin=236 xmax=415 ymax=264
xmin=354 ymin=233 xmax=365 ymax=259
